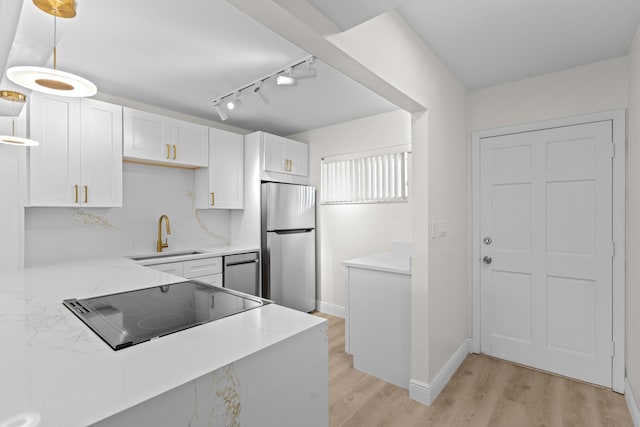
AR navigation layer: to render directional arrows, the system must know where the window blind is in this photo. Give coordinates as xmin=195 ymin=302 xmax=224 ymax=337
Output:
xmin=321 ymin=151 xmax=409 ymax=204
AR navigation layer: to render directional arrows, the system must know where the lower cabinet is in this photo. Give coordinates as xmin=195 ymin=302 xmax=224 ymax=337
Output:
xmin=146 ymin=257 xmax=222 ymax=285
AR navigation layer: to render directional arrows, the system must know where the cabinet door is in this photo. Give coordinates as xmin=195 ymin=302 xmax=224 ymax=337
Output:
xmin=193 ymin=273 xmax=223 ymax=287
xmin=80 ymin=99 xmax=123 ymax=207
xmin=210 ymin=129 xmax=243 ymax=209
xmin=147 ymin=261 xmax=184 ymax=277
xmin=184 ymin=257 xmax=222 ymax=278
xmin=123 ymin=108 xmax=171 ymax=163
xmin=172 ymin=119 xmax=208 ymax=167
xmin=263 ymin=132 xmax=287 ymax=173
xmin=287 ymin=139 xmax=309 ymax=177
xmin=29 ymin=94 xmax=81 ymax=206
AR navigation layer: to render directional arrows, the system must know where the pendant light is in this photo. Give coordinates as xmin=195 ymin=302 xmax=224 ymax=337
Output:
xmin=7 ymin=0 xmax=97 ymax=98
xmin=0 ymin=90 xmax=39 ymax=147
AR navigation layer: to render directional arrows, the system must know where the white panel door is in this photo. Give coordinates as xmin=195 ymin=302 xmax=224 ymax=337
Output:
xmin=80 ymin=99 xmax=123 ymax=207
xmin=29 ymin=94 xmax=81 ymax=206
xmin=287 ymin=139 xmax=309 ymax=177
xmin=123 ymin=108 xmax=170 ymax=162
xmin=480 ymin=121 xmax=613 ymax=387
xmin=171 ymin=119 xmax=208 ymax=167
xmin=210 ymin=129 xmax=243 ymax=209
xmin=263 ymin=132 xmax=287 ymax=173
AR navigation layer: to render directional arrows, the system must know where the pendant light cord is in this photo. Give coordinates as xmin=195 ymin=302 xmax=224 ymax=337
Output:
xmin=53 ymin=15 xmax=57 ymax=69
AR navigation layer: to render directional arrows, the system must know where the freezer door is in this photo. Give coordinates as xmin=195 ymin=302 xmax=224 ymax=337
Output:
xmin=263 ymin=182 xmax=315 ymax=231
xmin=266 ymin=230 xmax=316 ymax=312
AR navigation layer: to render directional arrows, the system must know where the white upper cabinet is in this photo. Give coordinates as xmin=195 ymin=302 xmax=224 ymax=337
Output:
xmin=29 ymin=93 xmax=122 ymax=207
xmin=123 ymin=108 xmax=208 ymax=168
xmin=195 ymin=128 xmax=244 ymax=209
xmin=262 ymin=132 xmax=308 ymax=177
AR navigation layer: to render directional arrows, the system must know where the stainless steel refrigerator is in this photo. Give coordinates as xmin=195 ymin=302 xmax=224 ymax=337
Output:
xmin=261 ymin=182 xmax=316 ymax=312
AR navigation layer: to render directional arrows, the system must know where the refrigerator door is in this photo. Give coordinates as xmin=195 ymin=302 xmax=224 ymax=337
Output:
xmin=263 ymin=182 xmax=315 ymax=231
xmin=266 ymin=229 xmax=316 ymax=312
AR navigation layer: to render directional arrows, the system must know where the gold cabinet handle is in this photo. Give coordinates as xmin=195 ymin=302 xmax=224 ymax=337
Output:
xmin=74 ymin=185 xmax=79 ymax=203
xmin=84 ymin=185 xmax=88 ymax=204
xmin=166 ymin=144 xmax=171 ymax=159
xmin=173 ymin=145 xmax=177 ymax=160
xmin=211 ymin=192 xmax=215 ymax=207
xmin=289 ymin=159 xmax=293 ymax=172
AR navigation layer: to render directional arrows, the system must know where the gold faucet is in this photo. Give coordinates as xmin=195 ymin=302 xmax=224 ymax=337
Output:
xmin=157 ymin=214 xmax=171 ymax=252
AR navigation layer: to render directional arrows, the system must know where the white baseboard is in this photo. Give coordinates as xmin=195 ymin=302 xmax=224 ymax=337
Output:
xmin=316 ymin=301 xmax=345 ymax=318
xmin=409 ymin=338 xmax=471 ymax=406
xmin=626 ymin=379 xmax=640 ymax=427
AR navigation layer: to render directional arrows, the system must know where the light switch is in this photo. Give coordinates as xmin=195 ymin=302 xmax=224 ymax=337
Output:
xmin=431 ymin=221 xmax=438 ymax=239
xmin=438 ymin=220 xmax=448 ymax=237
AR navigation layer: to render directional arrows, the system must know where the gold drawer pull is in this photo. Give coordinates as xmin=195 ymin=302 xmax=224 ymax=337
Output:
xmin=74 ymin=185 xmax=79 ymax=203
xmin=211 ymin=192 xmax=215 ymax=206
xmin=166 ymin=144 xmax=171 ymax=159
xmin=173 ymin=144 xmax=177 ymax=160
xmin=84 ymin=185 xmax=88 ymax=203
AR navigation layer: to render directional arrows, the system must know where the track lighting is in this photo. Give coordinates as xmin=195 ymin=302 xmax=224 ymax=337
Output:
xmin=213 ymin=99 xmax=228 ymax=121
xmin=253 ymin=81 xmax=269 ymax=105
xmin=210 ymin=55 xmax=316 ymax=121
xmin=276 ymin=68 xmax=296 ymax=86
xmin=226 ymin=92 xmax=242 ymax=110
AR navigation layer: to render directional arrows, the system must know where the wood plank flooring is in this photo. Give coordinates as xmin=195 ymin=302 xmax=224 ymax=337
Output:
xmin=314 ymin=312 xmax=633 ymax=427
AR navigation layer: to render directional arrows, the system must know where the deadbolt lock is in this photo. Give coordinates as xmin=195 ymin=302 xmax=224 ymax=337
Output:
xmin=483 ymin=236 xmax=492 ymax=245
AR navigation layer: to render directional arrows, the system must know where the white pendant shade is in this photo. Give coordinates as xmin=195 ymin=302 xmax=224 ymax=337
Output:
xmin=0 ymin=135 xmax=40 ymax=147
xmin=7 ymin=66 xmax=97 ymax=98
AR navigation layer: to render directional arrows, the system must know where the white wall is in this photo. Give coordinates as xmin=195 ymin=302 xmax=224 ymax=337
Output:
xmin=626 ymin=26 xmax=640 ymax=415
xmin=290 ymin=109 xmax=412 ymax=313
xmin=329 ymin=11 xmax=469 ymax=386
xmin=0 ymin=113 xmax=27 ymax=270
xmin=25 ymin=162 xmax=231 ymax=266
xmin=468 ymin=56 xmax=629 ymax=131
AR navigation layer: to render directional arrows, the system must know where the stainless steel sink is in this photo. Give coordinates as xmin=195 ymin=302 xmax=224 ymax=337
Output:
xmin=129 ymin=250 xmax=206 ymax=261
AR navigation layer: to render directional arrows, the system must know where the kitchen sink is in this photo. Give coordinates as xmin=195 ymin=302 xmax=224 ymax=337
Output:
xmin=128 ymin=250 xmax=207 ymax=261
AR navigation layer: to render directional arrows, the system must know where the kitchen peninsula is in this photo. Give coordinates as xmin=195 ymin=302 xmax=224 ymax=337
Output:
xmin=0 ymin=257 xmax=327 ymax=427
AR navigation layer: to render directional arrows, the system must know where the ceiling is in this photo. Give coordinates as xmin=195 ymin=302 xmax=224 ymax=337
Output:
xmin=310 ymin=0 xmax=640 ymax=90
xmin=2 ymin=0 xmax=640 ymax=134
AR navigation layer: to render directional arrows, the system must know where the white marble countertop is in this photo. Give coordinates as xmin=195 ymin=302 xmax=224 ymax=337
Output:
xmin=0 ymin=257 xmax=324 ymax=427
xmin=129 ymin=245 xmax=260 ymax=266
xmin=342 ymin=242 xmax=412 ymax=275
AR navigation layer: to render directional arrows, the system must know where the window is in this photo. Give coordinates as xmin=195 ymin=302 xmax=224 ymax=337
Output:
xmin=321 ymin=145 xmax=410 ymax=204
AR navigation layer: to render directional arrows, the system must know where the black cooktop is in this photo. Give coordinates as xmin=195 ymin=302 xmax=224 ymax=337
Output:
xmin=63 ymin=280 xmax=267 ymax=350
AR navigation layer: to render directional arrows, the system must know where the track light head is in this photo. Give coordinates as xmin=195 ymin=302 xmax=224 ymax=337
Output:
xmin=212 ymin=99 xmax=228 ymax=121
xmin=277 ymin=67 xmax=296 ymax=86
xmin=253 ymin=81 xmax=269 ymax=105
xmin=226 ymin=91 xmax=242 ymax=110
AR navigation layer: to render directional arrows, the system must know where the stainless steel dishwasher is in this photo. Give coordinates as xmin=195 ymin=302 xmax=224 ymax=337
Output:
xmin=223 ymin=252 xmax=260 ymax=296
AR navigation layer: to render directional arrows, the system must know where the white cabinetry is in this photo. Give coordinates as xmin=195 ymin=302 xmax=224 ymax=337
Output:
xmin=148 ymin=261 xmax=184 ymax=276
xmin=29 ymin=94 xmax=122 ymax=207
xmin=344 ymin=245 xmax=412 ymax=390
xmin=195 ymin=128 xmax=244 ymax=209
xmin=261 ymin=132 xmax=308 ymax=177
xmin=123 ymin=108 xmax=208 ymax=168
xmin=146 ymin=256 xmax=223 ymax=286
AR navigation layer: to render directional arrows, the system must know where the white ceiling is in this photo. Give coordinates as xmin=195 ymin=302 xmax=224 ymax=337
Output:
xmin=0 ymin=0 xmax=396 ymax=135
xmin=2 ymin=0 xmax=640 ymax=133
xmin=309 ymin=0 xmax=640 ymax=90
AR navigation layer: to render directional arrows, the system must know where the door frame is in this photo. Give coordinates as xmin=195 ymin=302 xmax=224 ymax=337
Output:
xmin=471 ymin=110 xmax=626 ymax=392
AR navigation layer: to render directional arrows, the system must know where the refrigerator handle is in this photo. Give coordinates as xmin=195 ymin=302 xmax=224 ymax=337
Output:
xmin=274 ymin=229 xmax=313 ymax=235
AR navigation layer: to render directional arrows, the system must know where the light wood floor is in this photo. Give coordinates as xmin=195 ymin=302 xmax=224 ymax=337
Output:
xmin=315 ymin=312 xmax=633 ymax=427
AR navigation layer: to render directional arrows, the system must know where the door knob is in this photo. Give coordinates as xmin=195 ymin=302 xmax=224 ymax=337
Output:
xmin=483 ymin=256 xmax=492 ymax=265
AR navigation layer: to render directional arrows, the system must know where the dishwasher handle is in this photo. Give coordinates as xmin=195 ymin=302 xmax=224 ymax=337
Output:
xmin=225 ymin=259 xmax=259 ymax=267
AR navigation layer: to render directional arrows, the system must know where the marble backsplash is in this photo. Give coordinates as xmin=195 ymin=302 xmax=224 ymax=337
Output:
xmin=25 ymin=162 xmax=231 ymax=266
